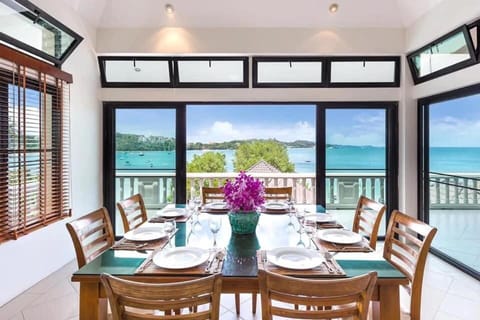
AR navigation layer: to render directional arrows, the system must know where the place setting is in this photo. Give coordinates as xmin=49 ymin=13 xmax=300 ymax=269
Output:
xmin=313 ymin=229 xmax=373 ymax=252
xmin=112 ymin=219 xmax=178 ymax=251
xmin=259 ymin=201 xmax=292 ymax=214
xmin=257 ymin=246 xmax=345 ymax=277
xmin=135 ymin=246 xmax=226 ymax=275
xmin=201 ymin=201 xmax=229 ymax=214
xmin=149 ymin=206 xmax=191 ymax=223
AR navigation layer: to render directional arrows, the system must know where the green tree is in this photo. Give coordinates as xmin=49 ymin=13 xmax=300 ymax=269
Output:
xmin=187 ymin=152 xmax=226 ymax=173
xmin=234 ymin=140 xmax=295 ymax=172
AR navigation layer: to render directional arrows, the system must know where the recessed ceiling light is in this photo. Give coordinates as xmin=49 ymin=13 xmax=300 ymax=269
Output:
xmin=329 ymin=3 xmax=339 ymax=13
xmin=165 ymin=4 xmax=174 ymax=15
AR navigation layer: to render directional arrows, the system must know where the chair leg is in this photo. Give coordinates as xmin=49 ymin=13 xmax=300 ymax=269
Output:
xmin=252 ymin=293 xmax=257 ymax=314
xmin=235 ymin=293 xmax=240 ymax=315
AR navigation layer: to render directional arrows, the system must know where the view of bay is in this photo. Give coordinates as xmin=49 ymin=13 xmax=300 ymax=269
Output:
xmin=115 ymin=146 xmax=480 ymax=173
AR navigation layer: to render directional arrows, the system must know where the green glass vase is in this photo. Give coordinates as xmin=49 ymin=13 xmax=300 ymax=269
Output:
xmin=228 ymin=211 xmax=260 ymax=234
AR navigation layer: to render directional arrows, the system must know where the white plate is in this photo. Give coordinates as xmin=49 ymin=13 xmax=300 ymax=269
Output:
xmin=153 ymin=247 xmax=210 ymax=269
xmin=123 ymin=228 xmax=167 ymax=242
xmin=267 ymin=247 xmax=324 ymax=270
xmin=312 ymin=213 xmax=335 ymax=223
xmin=205 ymin=202 xmax=228 ymax=210
xmin=317 ymin=229 xmax=363 ymax=244
xmin=158 ymin=208 xmax=186 ymax=218
xmin=264 ymin=202 xmax=289 ymax=211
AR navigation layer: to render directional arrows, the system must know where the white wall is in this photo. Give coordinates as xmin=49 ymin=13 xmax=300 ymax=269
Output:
xmin=0 ymin=0 xmax=102 ymax=307
xmin=399 ymin=0 xmax=480 ymax=216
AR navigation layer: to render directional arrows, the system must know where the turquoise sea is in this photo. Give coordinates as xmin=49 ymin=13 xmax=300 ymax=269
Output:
xmin=116 ymin=147 xmax=480 ymax=173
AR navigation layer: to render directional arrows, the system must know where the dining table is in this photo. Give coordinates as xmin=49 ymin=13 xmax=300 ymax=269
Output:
xmin=71 ymin=204 xmax=407 ymax=320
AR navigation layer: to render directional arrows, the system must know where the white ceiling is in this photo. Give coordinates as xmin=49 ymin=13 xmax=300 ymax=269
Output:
xmin=62 ymin=0 xmax=447 ymax=29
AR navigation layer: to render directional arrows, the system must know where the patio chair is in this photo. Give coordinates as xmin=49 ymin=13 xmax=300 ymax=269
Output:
xmin=66 ymin=207 xmax=115 ymax=268
xmin=264 ymin=186 xmax=293 ymax=201
xmin=382 ymin=210 xmax=437 ymax=320
xmin=352 ymin=195 xmax=386 ymax=250
xmin=201 ymin=187 xmax=225 ymax=204
xmin=117 ymin=193 xmax=148 ymax=232
xmin=258 ymin=269 xmax=377 ymax=320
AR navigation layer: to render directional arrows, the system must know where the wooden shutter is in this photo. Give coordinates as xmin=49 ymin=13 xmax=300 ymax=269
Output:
xmin=0 ymin=44 xmax=72 ymax=242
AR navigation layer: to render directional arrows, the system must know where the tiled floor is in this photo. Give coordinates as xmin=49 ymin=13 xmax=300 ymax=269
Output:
xmin=1 ymin=250 xmax=479 ymax=320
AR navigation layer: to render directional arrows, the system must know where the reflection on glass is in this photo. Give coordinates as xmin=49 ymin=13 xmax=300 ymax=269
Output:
xmin=104 ymin=59 xmax=171 ymax=83
xmin=412 ymin=31 xmax=472 ymax=77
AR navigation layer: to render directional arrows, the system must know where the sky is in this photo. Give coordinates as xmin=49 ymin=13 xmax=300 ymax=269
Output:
xmin=429 ymin=93 xmax=480 ymax=147
xmin=116 ymin=104 xmax=387 ymax=146
xmin=115 ymin=98 xmax=480 ymax=147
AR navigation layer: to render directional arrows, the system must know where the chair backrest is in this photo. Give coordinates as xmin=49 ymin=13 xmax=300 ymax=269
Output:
xmin=117 ymin=193 xmax=148 ymax=232
xmin=100 ymin=273 xmax=222 ymax=320
xmin=258 ymin=270 xmax=377 ymax=320
xmin=383 ymin=210 xmax=437 ymax=320
xmin=264 ymin=187 xmax=292 ymax=201
xmin=201 ymin=187 xmax=225 ymax=204
xmin=352 ymin=195 xmax=386 ymax=250
xmin=66 ymin=207 xmax=115 ymax=268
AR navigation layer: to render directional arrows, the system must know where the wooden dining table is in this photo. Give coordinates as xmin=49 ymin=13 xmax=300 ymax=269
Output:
xmin=71 ymin=207 xmax=407 ymax=320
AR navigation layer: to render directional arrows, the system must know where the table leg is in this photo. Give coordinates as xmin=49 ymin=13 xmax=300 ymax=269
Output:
xmin=79 ymin=282 xmax=106 ymax=320
xmin=378 ymin=284 xmax=400 ymax=320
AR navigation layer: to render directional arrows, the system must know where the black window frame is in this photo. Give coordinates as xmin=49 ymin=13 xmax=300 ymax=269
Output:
xmin=98 ymin=56 xmax=175 ymax=88
xmin=407 ymin=25 xmax=477 ymax=85
xmin=0 ymin=0 xmax=83 ymax=66
xmin=252 ymin=56 xmax=327 ymax=88
xmin=173 ymin=57 xmax=249 ymax=88
xmin=327 ymin=56 xmax=401 ymax=88
xmin=418 ymin=83 xmax=480 ymax=281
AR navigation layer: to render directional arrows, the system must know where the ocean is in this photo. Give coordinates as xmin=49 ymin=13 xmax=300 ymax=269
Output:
xmin=115 ymin=146 xmax=480 ymax=173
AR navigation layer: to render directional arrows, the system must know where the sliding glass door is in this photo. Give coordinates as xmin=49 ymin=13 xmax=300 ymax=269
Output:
xmin=419 ymin=86 xmax=480 ymax=279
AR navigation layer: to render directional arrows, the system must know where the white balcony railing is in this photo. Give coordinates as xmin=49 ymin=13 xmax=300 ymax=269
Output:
xmin=115 ymin=171 xmax=480 ymax=209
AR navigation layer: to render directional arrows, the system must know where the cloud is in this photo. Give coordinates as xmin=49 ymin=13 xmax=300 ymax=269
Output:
xmin=430 ymin=117 xmax=480 ymax=147
xmin=189 ymin=120 xmax=315 ymax=143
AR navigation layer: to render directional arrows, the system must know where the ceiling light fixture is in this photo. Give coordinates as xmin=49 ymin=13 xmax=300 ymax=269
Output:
xmin=329 ymin=3 xmax=339 ymax=13
xmin=165 ymin=4 xmax=175 ymax=14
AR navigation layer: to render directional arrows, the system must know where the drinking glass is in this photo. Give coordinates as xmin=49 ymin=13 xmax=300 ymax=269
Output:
xmin=164 ymin=218 xmax=176 ymax=247
xmin=208 ymin=216 xmax=222 ymax=247
xmin=286 ymin=199 xmax=295 ymax=230
xmin=302 ymin=217 xmax=317 ymax=249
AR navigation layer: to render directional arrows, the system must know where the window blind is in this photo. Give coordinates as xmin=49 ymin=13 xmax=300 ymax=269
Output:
xmin=0 ymin=44 xmax=72 ymax=242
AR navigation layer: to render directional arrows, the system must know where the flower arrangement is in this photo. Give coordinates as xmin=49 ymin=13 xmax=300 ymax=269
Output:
xmin=223 ymin=171 xmax=265 ymax=212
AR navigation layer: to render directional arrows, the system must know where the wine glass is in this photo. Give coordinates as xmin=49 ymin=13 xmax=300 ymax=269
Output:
xmin=164 ymin=218 xmax=176 ymax=247
xmin=302 ymin=217 xmax=317 ymax=249
xmin=286 ymin=199 xmax=295 ymax=230
xmin=208 ymin=216 xmax=222 ymax=247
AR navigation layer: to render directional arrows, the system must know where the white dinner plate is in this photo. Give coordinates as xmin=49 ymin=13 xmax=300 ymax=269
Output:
xmin=264 ymin=202 xmax=289 ymax=211
xmin=158 ymin=208 xmax=186 ymax=218
xmin=205 ymin=202 xmax=228 ymax=210
xmin=317 ymin=229 xmax=363 ymax=244
xmin=267 ymin=247 xmax=324 ymax=270
xmin=123 ymin=228 xmax=168 ymax=242
xmin=312 ymin=213 xmax=335 ymax=223
xmin=153 ymin=247 xmax=210 ymax=269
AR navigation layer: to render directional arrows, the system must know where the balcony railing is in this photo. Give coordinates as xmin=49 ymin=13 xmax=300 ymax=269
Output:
xmin=115 ymin=171 xmax=480 ymax=209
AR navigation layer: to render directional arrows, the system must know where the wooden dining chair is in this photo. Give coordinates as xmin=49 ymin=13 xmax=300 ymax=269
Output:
xmin=100 ymin=273 xmax=222 ymax=320
xmin=66 ymin=207 xmax=115 ymax=268
xmin=201 ymin=187 xmax=225 ymax=204
xmin=117 ymin=193 xmax=148 ymax=232
xmin=352 ymin=195 xmax=386 ymax=250
xmin=258 ymin=270 xmax=377 ymax=320
xmin=382 ymin=210 xmax=437 ymax=320
xmin=264 ymin=186 xmax=293 ymax=201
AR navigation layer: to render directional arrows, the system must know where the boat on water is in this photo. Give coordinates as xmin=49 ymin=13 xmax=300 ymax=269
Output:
xmin=139 ymin=152 xmax=144 ymax=156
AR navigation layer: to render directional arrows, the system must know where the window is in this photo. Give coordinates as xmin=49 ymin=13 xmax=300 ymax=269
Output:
xmin=328 ymin=57 xmax=400 ymax=87
xmin=407 ymin=25 xmax=477 ymax=84
xmin=419 ymin=84 xmax=480 ymax=280
xmin=98 ymin=57 xmax=173 ymax=88
xmin=0 ymin=44 xmax=71 ymax=242
xmin=0 ymin=0 xmax=83 ymax=66
xmin=253 ymin=57 xmax=324 ymax=87
xmin=174 ymin=57 xmax=248 ymax=88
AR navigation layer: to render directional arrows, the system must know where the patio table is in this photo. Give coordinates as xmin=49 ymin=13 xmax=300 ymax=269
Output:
xmin=71 ymin=210 xmax=407 ymax=320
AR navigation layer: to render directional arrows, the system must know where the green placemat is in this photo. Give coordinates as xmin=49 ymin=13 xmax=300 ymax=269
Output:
xmin=337 ymin=259 xmax=406 ymax=278
xmin=74 ymin=249 xmax=146 ymax=276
